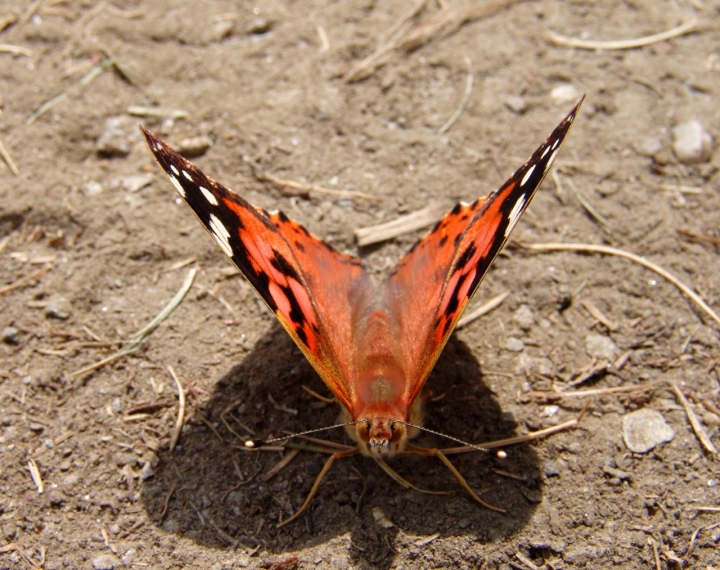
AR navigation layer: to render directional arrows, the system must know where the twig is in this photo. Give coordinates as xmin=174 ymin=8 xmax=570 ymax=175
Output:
xmin=573 ymin=188 xmax=623 ymax=234
xmin=8 ymin=0 xmax=44 ymax=38
xmin=580 ymin=299 xmax=618 ymax=331
xmin=521 ymin=380 xmax=663 ymax=403
xmin=127 ymin=106 xmax=188 ymax=120
xmin=344 ymin=0 xmax=524 ymax=82
xmin=437 ymin=56 xmax=473 ymax=134
xmin=515 ymin=552 xmax=540 ymax=570
xmin=519 ymin=242 xmax=720 ymax=329
xmin=316 ymin=25 xmax=329 ymax=51
xmin=0 ymin=266 xmax=51 ymax=295
xmin=0 ymin=543 xmax=41 ymax=569
xmin=0 ymin=44 xmax=33 ymax=56
xmin=548 ymin=18 xmax=699 ymax=51
xmin=27 ymin=459 xmax=44 ymax=493
xmin=354 ymin=202 xmax=449 ymax=246
xmin=260 ymin=172 xmax=380 ymax=201
xmin=457 ymin=291 xmax=509 ymax=329
xmin=70 ymin=267 xmax=197 ymax=377
xmin=671 ymin=384 xmax=717 ymax=455
xmin=261 ymin=448 xmax=301 ymax=482
xmin=167 ymin=366 xmax=186 ymax=451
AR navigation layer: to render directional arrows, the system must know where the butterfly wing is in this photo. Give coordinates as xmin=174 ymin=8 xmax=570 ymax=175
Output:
xmin=385 ymin=98 xmax=583 ymax=406
xmin=141 ymin=128 xmax=371 ymax=413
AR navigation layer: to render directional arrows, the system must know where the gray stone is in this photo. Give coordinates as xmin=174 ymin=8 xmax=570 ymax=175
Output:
xmin=82 ymin=181 xmax=104 ymax=196
xmin=120 ymin=173 xmax=154 ymax=193
xmin=634 ymin=136 xmax=663 ymax=157
xmin=551 ymin=83 xmax=581 ymax=105
xmin=513 ymin=304 xmax=536 ymax=329
xmin=1 ymin=326 xmax=20 ymax=344
xmin=622 ymin=408 xmax=675 ymax=453
xmin=505 ymin=95 xmax=528 ymax=114
xmin=585 ymin=332 xmax=618 ymax=361
xmin=92 ymin=554 xmax=119 ymax=570
xmin=44 ymin=296 xmax=72 ymax=320
xmin=96 ymin=116 xmax=141 ymax=157
xmin=505 ymin=337 xmax=525 ymax=352
xmin=671 ymin=120 xmax=714 ymax=164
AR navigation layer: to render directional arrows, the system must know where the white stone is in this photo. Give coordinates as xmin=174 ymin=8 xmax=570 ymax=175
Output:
xmin=671 ymin=120 xmax=714 ymax=164
xmin=622 ymin=408 xmax=675 ymax=453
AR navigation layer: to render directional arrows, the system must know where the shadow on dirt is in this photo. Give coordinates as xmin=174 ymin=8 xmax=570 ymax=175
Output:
xmin=141 ymin=327 xmax=541 ymax=567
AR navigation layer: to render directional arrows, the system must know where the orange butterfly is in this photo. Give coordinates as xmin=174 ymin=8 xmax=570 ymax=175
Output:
xmin=142 ymin=97 xmax=582 ymax=525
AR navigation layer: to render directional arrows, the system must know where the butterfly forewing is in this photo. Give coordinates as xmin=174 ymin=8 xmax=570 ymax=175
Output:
xmin=385 ymin=97 xmax=584 ymax=406
xmin=141 ymin=128 xmax=370 ymax=412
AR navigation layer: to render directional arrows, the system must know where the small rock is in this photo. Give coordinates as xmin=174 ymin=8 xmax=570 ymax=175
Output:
xmin=514 ymin=353 xmax=553 ymax=376
xmin=543 ymin=460 xmax=561 ymax=477
xmin=505 ymin=95 xmax=528 ymax=114
xmin=1 ymin=326 xmax=20 ymax=345
xmin=671 ymin=120 xmax=714 ymax=164
xmin=92 ymin=554 xmax=119 ymax=570
xmin=634 ymin=136 xmax=663 ymax=157
xmin=247 ymin=17 xmax=272 ymax=34
xmin=44 ymin=296 xmax=72 ymax=320
xmin=121 ymin=549 xmax=136 ymax=567
xmin=120 ymin=173 xmax=154 ymax=193
xmin=96 ymin=116 xmax=141 ymax=157
xmin=504 ymin=337 xmax=525 ymax=352
xmin=622 ymin=408 xmax=675 ymax=453
xmin=82 ymin=181 xmax=104 ymax=196
xmin=585 ymin=332 xmax=618 ymax=361
xmin=513 ymin=304 xmax=535 ymax=330
xmin=205 ymin=19 xmax=234 ymax=43
xmin=372 ymin=506 xmax=394 ymax=528
xmin=176 ymin=135 xmax=212 ymax=158
xmin=140 ymin=461 xmax=154 ymax=480
xmin=551 ymin=83 xmax=581 ymax=105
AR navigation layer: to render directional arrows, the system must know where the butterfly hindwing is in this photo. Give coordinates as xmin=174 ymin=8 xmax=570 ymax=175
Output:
xmin=141 ymin=128 xmax=370 ymax=412
xmin=385 ymin=97 xmax=584 ymax=406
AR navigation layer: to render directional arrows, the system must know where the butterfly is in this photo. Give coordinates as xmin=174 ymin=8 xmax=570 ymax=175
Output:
xmin=141 ymin=96 xmax=583 ymax=526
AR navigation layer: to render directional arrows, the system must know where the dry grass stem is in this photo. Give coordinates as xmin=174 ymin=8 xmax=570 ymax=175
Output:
xmin=414 ymin=532 xmax=440 ymax=547
xmin=0 ymin=266 xmax=51 ymax=295
xmin=437 ymin=57 xmax=473 ymax=134
xmin=27 ymin=459 xmax=44 ymax=493
xmin=355 ymin=202 xmax=449 ymax=246
xmin=127 ymin=106 xmax=189 ymax=119
xmin=567 ymin=359 xmax=609 ymax=388
xmin=457 ymin=291 xmax=510 ymax=329
xmin=261 ymin=448 xmax=301 ymax=482
xmin=316 ymin=25 xmax=329 ymax=51
xmin=164 ymin=257 xmax=197 ymax=272
xmin=301 ymin=384 xmax=335 ymax=403
xmin=375 ymin=457 xmax=450 ymax=494
xmin=515 ymin=552 xmax=540 ymax=570
xmin=580 ymin=299 xmax=618 ymax=331
xmin=521 ymin=242 xmax=720 ymax=329
xmin=0 ymin=14 xmax=18 ymax=32
xmin=9 ymin=0 xmax=44 ymax=38
xmin=672 ymin=383 xmax=717 ymax=455
xmin=574 ymin=189 xmax=623 ymax=234
xmin=344 ymin=0 xmax=524 ymax=82
xmin=548 ymin=18 xmax=699 ymax=51
xmin=70 ymin=267 xmax=198 ymax=377
xmin=0 ymin=543 xmax=41 ymax=569
xmin=261 ymin=172 xmax=380 ymax=201
xmin=522 ymin=380 xmax=662 ymax=402
xmin=167 ymin=365 xmax=186 ymax=451
xmin=0 ymin=44 xmax=33 ymax=56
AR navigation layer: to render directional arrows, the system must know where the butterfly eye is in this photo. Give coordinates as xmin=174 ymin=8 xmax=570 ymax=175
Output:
xmin=390 ymin=422 xmax=405 ymax=443
xmin=356 ymin=420 xmax=370 ymax=443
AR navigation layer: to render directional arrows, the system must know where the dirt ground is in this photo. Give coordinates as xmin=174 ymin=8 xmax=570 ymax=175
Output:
xmin=1 ymin=0 xmax=719 ymax=568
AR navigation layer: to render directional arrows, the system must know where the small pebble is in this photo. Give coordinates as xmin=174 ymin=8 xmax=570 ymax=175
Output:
xmin=44 ymin=296 xmax=72 ymax=320
xmin=247 ymin=17 xmax=272 ymax=34
xmin=1 ymin=326 xmax=20 ymax=345
xmin=513 ymin=304 xmax=535 ymax=330
xmin=205 ymin=19 xmax=234 ymax=43
xmin=622 ymin=408 xmax=675 ymax=453
xmin=543 ymin=460 xmax=561 ymax=477
xmin=82 ymin=181 xmax=104 ymax=196
xmin=140 ymin=461 xmax=154 ymax=480
xmin=671 ymin=120 xmax=714 ymax=164
xmin=551 ymin=83 xmax=581 ymax=105
xmin=176 ymin=135 xmax=213 ymax=158
xmin=120 ymin=173 xmax=154 ymax=193
xmin=92 ymin=554 xmax=119 ymax=570
xmin=96 ymin=116 xmax=141 ymax=157
xmin=585 ymin=332 xmax=618 ymax=361
xmin=634 ymin=136 xmax=663 ymax=157
xmin=505 ymin=95 xmax=528 ymax=114
xmin=121 ymin=549 xmax=137 ymax=568
xmin=504 ymin=337 xmax=525 ymax=352
xmin=372 ymin=506 xmax=394 ymax=528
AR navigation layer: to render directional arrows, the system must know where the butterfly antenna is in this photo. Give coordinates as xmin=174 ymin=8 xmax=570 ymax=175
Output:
xmin=395 ymin=421 xmax=491 ymax=454
xmin=244 ymin=421 xmax=357 ymax=449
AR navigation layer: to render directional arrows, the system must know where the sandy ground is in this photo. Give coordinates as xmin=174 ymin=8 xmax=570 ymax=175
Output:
xmin=1 ymin=0 xmax=719 ymax=568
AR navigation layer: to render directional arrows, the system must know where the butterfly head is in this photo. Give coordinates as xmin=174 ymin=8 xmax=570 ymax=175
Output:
xmin=354 ymin=417 xmax=409 ymax=458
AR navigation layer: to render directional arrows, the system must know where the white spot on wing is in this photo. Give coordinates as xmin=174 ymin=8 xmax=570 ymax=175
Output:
xmin=504 ymin=196 xmax=526 ymax=237
xmin=521 ymin=164 xmax=536 ymax=187
xmin=168 ymin=175 xmax=186 ymax=198
xmin=182 ymin=170 xmax=192 ymax=181
xmin=545 ymin=148 xmax=560 ymax=172
xmin=170 ymin=164 xmax=179 ymax=176
xmin=200 ymin=186 xmax=218 ymax=206
xmin=209 ymin=214 xmax=233 ymax=258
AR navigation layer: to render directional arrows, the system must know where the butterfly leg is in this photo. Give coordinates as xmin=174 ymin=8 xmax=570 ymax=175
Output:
xmin=374 ymin=457 xmax=451 ymax=495
xmin=406 ymin=444 xmax=506 ymax=513
xmin=277 ymin=448 xmax=359 ymax=528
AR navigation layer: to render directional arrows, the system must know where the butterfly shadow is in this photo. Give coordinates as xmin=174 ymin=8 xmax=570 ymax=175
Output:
xmin=140 ymin=325 xmax=544 ymax=566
